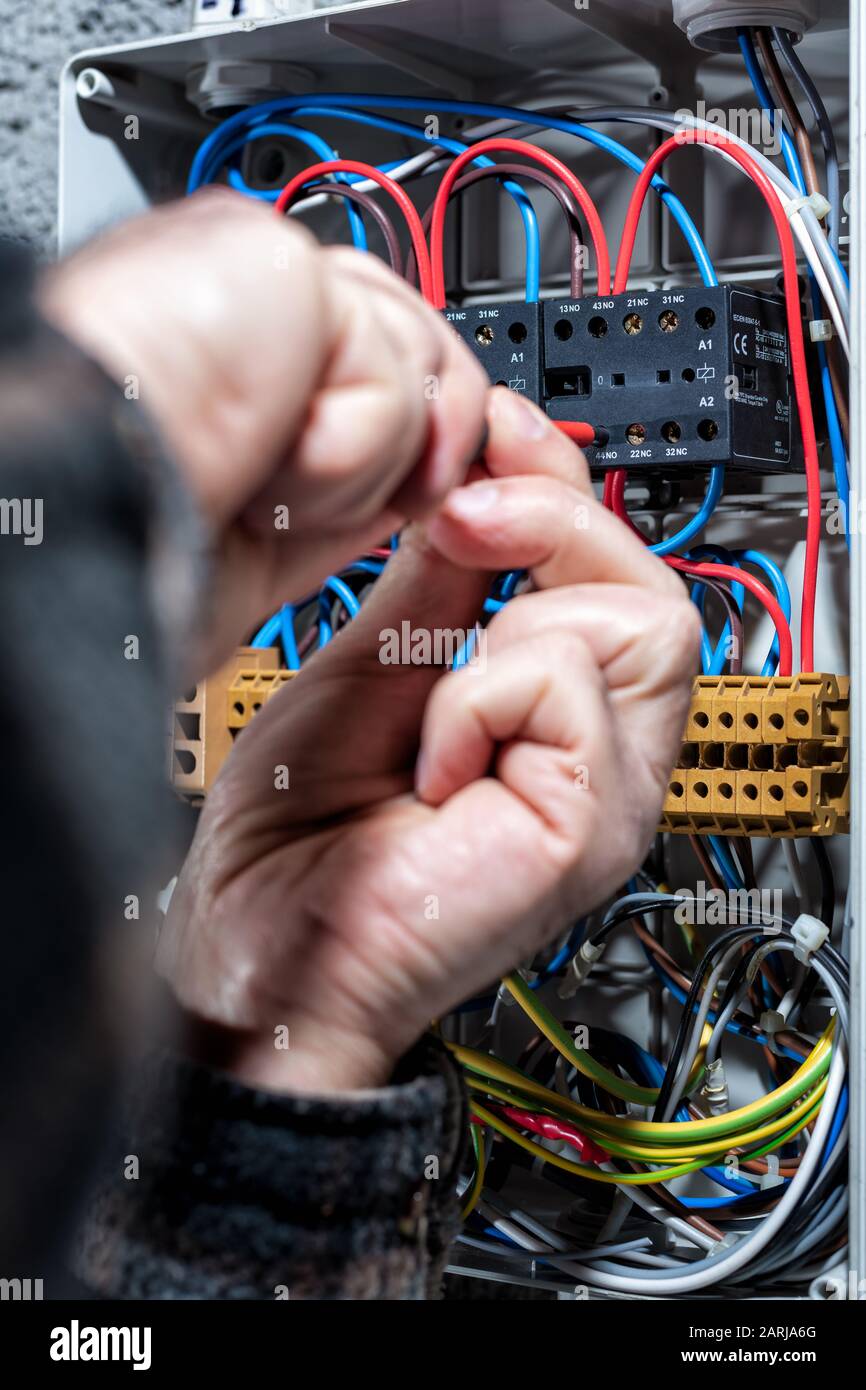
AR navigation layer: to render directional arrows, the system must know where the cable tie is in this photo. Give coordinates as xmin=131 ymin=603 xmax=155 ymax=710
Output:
xmin=809 ymin=318 xmax=834 ymax=342
xmin=760 ymin=1008 xmax=786 ymax=1055
xmin=785 ymin=190 xmax=832 ymax=223
xmin=790 ymin=912 xmax=830 ymax=965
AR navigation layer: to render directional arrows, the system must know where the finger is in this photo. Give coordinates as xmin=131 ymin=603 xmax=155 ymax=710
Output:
xmin=323 ymin=249 xmax=490 ymax=518
xmin=416 ymin=631 xmax=620 ymax=831
xmin=482 ymin=386 xmax=592 ymax=490
xmin=481 ymin=583 xmax=700 ymax=787
xmin=426 ymin=473 xmax=682 ymax=596
xmin=244 ymin=288 xmax=435 ymax=533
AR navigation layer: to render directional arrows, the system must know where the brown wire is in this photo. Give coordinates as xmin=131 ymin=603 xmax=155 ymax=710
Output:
xmin=700 ymin=577 xmax=744 ymax=675
xmin=406 ymin=161 xmax=586 ymax=296
xmin=690 ymin=834 xmax=725 ymax=892
xmin=303 ymin=180 xmax=404 ymax=278
xmin=756 ymin=29 xmax=822 ymax=195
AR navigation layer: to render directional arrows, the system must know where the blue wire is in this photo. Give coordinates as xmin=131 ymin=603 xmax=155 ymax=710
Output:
xmin=279 ymin=105 xmax=541 ymax=301
xmin=686 ymin=544 xmax=745 ymax=674
xmin=279 ymin=604 xmax=301 ymax=671
xmin=733 ymin=548 xmax=791 ymax=675
xmin=738 ymin=31 xmax=807 ymax=194
xmin=687 ymin=545 xmax=791 ymax=677
xmin=708 ymin=835 xmax=742 ymax=891
xmin=322 ymin=573 xmax=361 ymax=617
xmin=251 ymin=612 xmax=281 ymax=648
xmin=192 ymin=103 xmax=541 ymax=301
xmin=317 ymin=594 xmax=333 ymax=647
xmin=650 ymin=468 xmax=724 ymax=557
xmin=199 ymin=120 xmax=368 ymax=249
xmin=187 ymin=94 xmax=717 ymax=288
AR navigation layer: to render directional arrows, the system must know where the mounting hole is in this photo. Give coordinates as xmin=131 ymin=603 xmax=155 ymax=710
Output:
xmin=695 ymin=306 xmax=716 ymax=329
xmin=475 ymin=325 xmax=495 ymax=347
xmin=508 ymin=321 xmax=528 ymax=343
xmin=682 ymin=367 xmax=696 ymax=382
xmin=623 ymin=312 xmax=643 ymax=335
xmin=658 ymin=310 xmax=679 ymax=332
xmin=698 ymin=418 xmax=719 ymax=441
xmin=626 ymin=423 xmax=646 ymax=445
xmin=661 ymin=421 xmax=681 ymax=443
xmin=587 ymin=315 xmax=608 ymax=338
xmin=554 ymin=318 xmax=575 ymax=341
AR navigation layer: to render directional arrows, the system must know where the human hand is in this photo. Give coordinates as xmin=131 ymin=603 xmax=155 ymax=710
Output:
xmin=40 ymin=190 xmax=488 ymax=671
xmin=157 ymin=390 xmax=701 ymax=1094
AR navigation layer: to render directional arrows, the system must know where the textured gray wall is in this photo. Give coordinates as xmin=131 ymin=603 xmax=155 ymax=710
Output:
xmin=0 ymin=0 xmax=189 ymax=253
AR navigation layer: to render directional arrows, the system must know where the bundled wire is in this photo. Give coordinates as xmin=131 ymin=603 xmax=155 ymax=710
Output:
xmin=408 ymin=160 xmax=586 ymax=297
xmin=426 ymin=137 xmax=610 ymax=307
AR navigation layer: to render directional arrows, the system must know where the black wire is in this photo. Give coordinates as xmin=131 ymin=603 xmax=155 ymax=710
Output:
xmin=773 ymin=27 xmax=842 ymax=253
xmin=810 ymin=837 xmax=835 ymax=933
xmin=591 ymin=898 xmax=796 ymax=950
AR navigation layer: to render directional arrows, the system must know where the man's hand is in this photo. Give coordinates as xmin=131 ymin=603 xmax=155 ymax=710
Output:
xmin=157 ymin=390 xmax=701 ymax=1095
xmin=40 ymin=190 xmax=488 ymax=671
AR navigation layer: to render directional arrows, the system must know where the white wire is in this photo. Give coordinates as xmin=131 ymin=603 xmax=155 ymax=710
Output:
xmin=600 ymin=1177 xmax=720 ymax=1255
xmin=436 ymin=107 xmax=849 ymax=348
xmin=783 ymin=839 xmax=809 ymax=914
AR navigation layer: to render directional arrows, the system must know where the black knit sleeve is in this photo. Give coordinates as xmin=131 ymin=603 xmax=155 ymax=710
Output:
xmin=75 ymin=1036 xmax=468 ymax=1301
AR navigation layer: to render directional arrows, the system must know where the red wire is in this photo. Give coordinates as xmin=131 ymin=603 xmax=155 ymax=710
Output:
xmin=498 ymin=1105 xmax=609 ymax=1164
xmin=275 ymin=160 xmax=434 ymax=302
xmin=612 ymin=130 xmax=821 ymax=673
xmin=667 ymin=557 xmax=793 ymax=676
xmin=554 ymin=420 xmax=597 ymax=448
xmin=605 ymin=472 xmax=793 ymax=673
xmin=428 ymin=138 xmax=611 ymax=310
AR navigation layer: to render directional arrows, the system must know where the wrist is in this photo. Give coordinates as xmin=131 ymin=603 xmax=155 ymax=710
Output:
xmin=179 ymin=1011 xmax=399 ymax=1096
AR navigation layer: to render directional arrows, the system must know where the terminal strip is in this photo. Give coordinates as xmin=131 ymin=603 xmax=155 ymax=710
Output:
xmin=662 ymin=674 xmax=849 ymax=837
xmin=170 ymin=646 xmax=295 ymax=798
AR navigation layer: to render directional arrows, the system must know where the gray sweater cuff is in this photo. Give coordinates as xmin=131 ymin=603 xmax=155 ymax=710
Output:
xmin=76 ymin=1036 xmax=468 ymax=1301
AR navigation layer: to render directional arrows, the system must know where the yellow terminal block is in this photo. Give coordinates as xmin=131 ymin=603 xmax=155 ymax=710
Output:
xmin=170 ymin=646 xmax=297 ymax=798
xmin=662 ymin=674 xmax=849 ymax=837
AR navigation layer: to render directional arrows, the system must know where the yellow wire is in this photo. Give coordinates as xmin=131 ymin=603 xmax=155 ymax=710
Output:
xmin=503 ymin=972 xmax=708 ymax=1101
xmin=470 ymin=1101 xmax=716 ymax=1185
xmin=452 ymin=1021 xmax=834 ymax=1142
xmin=463 ymin=1072 xmax=828 ymax=1162
xmin=460 ymin=1124 xmax=485 ymax=1221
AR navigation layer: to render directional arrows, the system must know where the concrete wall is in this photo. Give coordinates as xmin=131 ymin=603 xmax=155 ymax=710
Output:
xmin=0 ymin=1 xmax=189 ymax=253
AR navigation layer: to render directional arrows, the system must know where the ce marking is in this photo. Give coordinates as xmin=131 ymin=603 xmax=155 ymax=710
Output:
xmin=733 ymin=330 xmax=750 ymax=355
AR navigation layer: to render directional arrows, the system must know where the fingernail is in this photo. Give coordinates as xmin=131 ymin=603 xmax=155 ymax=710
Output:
xmin=444 ymin=482 xmax=500 ymax=517
xmin=493 ymin=387 xmax=550 ymax=440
